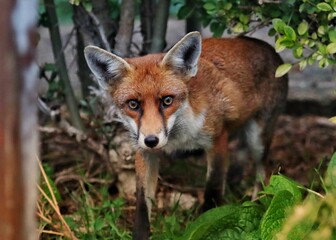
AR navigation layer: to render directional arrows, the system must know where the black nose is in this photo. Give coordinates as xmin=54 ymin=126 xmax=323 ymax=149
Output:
xmin=144 ymin=135 xmax=159 ymax=148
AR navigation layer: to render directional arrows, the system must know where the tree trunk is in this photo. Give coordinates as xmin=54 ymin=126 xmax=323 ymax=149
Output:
xmin=114 ymin=0 xmax=135 ymax=57
xmin=0 ymin=0 xmax=39 ymax=239
xmin=92 ymin=0 xmax=117 ymax=48
xmin=185 ymin=0 xmax=202 ymax=34
xmin=44 ymin=0 xmax=84 ymax=131
xmin=75 ymin=25 xmax=95 ymax=97
xmin=140 ymin=0 xmax=155 ymax=54
xmin=149 ymin=0 xmax=170 ymax=53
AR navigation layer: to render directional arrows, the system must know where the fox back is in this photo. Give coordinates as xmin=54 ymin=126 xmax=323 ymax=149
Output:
xmin=84 ymin=32 xmax=288 ymax=240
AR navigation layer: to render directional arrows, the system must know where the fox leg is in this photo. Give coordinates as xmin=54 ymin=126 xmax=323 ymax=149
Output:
xmin=133 ymin=151 xmax=159 ymax=240
xmin=203 ymin=130 xmax=229 ymax=211
xmin=245 ymin=119 xmax=273 ymax=199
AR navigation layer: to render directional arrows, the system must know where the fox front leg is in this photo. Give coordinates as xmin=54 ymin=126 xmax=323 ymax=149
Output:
xmin=133 ymin=152 xmax=159 ymax=240
xmin=202 ymin=130 xmax=230 ymax=211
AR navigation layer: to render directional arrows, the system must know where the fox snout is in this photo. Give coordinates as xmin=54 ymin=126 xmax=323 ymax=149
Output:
xmin=144 ymin=135 xmax=159 ymax=148
xmin=138 ymin=129 xmax=169 ymax=150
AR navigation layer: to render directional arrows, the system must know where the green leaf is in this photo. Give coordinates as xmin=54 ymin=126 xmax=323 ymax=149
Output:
xmin=94 ymin=217 xmax=105 ymax=231
xmin=210 ymin=22 xmax=225 ymax=37
xmin=232 ymin=22 xmax=244 ymax=33
xmin=180 ymin=205 xmax=240 ymax=240
xmin=284 ymin=26 xmax=297 ymax=40
xmin=325 ymin=152 xmax=336 ymax=191
xmin=272 ymin=18 xmax=286 ymax=33
xmin=293 ymin=46 xmax=303 ymax=58
xmin=275 ymin=63 xmax=292 ymax=78
xmin=319 ymin=58 xmax=329 ymax=68
xmin=299 ymin=59 xmax=307 ymax=71
xmin=298 ymin=21 xmax=309 ymax=35
xmin=223 ymin=2 xmax=232 ymax=10
xmin=317 ymin=2 xmax=333 ymax=11
xmin=203 ymin=2 xmax=216 ymax=11
xmin=326 ymin=42 xmax=336 ymax=54
xmin=239 ymin=14 xmax=250 ymax=24
xmin=263 ymin=175 xmax=302 ymax=203
xmin=328 ymin=12 xmax=336 ymax=20
xmin=275 ymin=38 xmax=285 ymax=52
xmin=261 ymin=190 xmax=296 ymax=240
xmin=181 ymin=203 xmax=264 ymax=240
xmin=177 ymin=5 xmax=194 ymax=19
xmin=318 ymin=26 xmax=326 ymax=36
xmin=329 ymin=30 xmax=336 ymax=42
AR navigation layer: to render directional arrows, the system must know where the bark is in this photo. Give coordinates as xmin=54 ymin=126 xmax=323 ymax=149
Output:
xmin=0 ymin=0 xmax=39 ymax=239
xmin=75 ymin=26 xmax=95 ymax=97
xmin=140 ymin=0 xmax=155 ymax=54
xmin=149 ymin=0 xmax=170 ymax=53
xmin=114 ymin=0 xmax=135 ymax=57
xmin=92 ymin=0 xmax=117 ymax=48
xmin=73 ymin=6 xmax=96 ymax=97
xmin=44 ymin=0 xmax=84 ymax=131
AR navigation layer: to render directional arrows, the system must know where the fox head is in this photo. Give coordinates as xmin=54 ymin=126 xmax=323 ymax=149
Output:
xmin=84 ymin=32 xmax=202 ymax=150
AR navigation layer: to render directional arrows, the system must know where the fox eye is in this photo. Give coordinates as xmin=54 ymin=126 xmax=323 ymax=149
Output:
xmin=128 ymin=100 xmax=140 ymax=110
xmin=161 ymin=96 xmax=174 ymax=107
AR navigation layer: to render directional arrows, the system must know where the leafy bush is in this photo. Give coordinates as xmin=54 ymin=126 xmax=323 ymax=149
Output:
xmin=177 ymin=0 xmax=336 ymax=76
xmin=179 ymin=152 xmax=336 ymax=240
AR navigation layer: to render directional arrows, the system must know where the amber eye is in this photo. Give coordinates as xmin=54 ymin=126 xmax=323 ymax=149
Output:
xmin=128 ymin=100 xmax=140 ymax=110
xmin=161 ymin=96 xmax=174 ymax=107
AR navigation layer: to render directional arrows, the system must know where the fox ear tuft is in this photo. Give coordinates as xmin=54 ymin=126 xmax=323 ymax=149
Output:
xmin=161 ymin=31 xmax=202 ymax=78
xmin=84 ymin=46 xmax=131 ymax=89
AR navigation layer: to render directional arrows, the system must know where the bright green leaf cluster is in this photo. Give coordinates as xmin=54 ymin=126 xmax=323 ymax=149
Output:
xmin=177 ymin=0 xmax=336 ymax=71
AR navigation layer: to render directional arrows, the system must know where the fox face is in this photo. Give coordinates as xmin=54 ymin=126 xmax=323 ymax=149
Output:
xmin=84 ymin=33 xmax=204 ymax=151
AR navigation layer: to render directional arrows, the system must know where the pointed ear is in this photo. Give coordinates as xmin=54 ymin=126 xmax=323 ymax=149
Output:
xmin=84 ymin=46 xmax=131 ymax=89
xmin=161 ymin=31 xmax=202 ymax=78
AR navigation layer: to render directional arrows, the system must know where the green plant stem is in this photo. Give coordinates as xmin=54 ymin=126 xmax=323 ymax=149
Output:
xmin=44 ymin=0 xmax=85 ymax=131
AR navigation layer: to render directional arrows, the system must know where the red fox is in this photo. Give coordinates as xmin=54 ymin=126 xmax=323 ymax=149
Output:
xmin=84 ymin=32 xmax=288 ymax=240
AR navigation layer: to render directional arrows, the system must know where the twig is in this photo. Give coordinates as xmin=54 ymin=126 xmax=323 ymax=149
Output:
xmin=38 ymin=229 xmax=65 ymax=237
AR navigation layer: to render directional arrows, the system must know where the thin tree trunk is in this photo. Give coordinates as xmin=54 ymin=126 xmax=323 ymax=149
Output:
xmin=44 ymin=0 xmax=84 ymax=131
xmin=0 ymin=0 xmax=39 ymax=239
xmin=75 ymin=26 xmax=95 ymax=97
xmin=73 ymin=6 xmax=96 ymax=97
xmin=185 ymin=0 xmax=202 ymax=34
xmin=92 ymin=0 xmax=117 ymax=48
xmin=114 ymin=0 xmax=135 ymax=57
xmin=140 ymin=0 xmax=155 ymax=54
xmin=149 ymin=0 xmax=170 ymax=53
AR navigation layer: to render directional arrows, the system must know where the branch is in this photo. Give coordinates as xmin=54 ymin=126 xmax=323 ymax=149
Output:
xmin=114 ymin=0 xmax=135 ymax=57
xmin=44 ymin=0 xmax=84 ymax=131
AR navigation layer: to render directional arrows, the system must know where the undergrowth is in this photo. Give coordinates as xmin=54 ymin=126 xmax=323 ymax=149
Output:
xmin=37 ymin=152 xmax=336 ymax=239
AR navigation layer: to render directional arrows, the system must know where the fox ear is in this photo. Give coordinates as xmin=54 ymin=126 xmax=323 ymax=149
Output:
xmin=84 ymin=46 xmax=131 ymax=89
xmin=161 ymin=31 xmax=202 ymax=78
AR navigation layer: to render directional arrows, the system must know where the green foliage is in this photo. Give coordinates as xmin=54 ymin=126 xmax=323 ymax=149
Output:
xmin=71 ymin=186 xmax=131 ymax=239
xmin=177 ymin=0 xmax=336 ymax=74
xmin=178 ymin=152 xmax=336 ymax=240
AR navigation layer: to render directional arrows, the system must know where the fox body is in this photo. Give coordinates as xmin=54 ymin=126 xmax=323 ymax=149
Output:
xmin=84 ymin=32 xmax=288 ymax=240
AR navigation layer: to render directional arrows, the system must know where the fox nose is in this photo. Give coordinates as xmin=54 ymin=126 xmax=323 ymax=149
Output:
xmin=144 ymin=135 xmax=159 ymax=148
